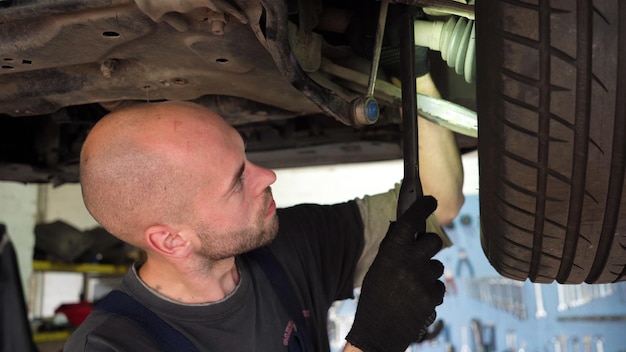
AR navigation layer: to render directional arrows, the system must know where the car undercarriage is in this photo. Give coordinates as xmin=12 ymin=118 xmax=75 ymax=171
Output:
xmin=2 ymin=0 xmax=624 ymax=284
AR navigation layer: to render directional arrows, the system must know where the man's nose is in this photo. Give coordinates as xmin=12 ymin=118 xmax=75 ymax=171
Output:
xmin=251 ymin=163 xmax=276 ymax=192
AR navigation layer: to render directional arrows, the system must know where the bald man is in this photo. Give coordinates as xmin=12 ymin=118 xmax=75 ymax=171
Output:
xmin=66 ymin=101 xmax=463 ymax=352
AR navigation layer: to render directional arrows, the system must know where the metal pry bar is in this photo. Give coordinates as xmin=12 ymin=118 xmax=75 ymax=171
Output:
xmin=367 ymin=1 xmax=389 ymax=97
xmin=397 ymin=4 xmax=424 ymax=229
xmin=396 ymin=3 xmax=433 ymax=341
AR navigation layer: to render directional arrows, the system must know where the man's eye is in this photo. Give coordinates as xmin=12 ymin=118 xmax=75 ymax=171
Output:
xmin=234 ymin=174 xmax=246 ymax=192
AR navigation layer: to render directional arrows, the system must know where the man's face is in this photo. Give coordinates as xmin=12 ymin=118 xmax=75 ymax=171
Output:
xmin=195 ymin=185 xmax=278 ymax=260
xmin=187 ymin=117 xmax=278 ymax=260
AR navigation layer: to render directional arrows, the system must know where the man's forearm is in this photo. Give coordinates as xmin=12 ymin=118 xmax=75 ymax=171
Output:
xmin=343 ymin=342 xmax=362 ymax=352
xmin=415 ymin=73 xmax=464 ymax=225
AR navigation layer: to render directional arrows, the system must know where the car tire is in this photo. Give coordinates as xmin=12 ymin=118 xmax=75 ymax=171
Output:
xmin=476 ymin=0 xmax=626 ymax=284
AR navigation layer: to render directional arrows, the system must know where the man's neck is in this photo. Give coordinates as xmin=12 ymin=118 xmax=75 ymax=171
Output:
xmin=138 ymin=255 xmax=240 ymax=304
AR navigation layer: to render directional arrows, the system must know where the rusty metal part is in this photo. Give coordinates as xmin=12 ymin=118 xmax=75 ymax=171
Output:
xmin=0 ymin=0 xmax=320 ymax=117
xmin=257 ymin=0 xmax=354 ymax=125
xmin=133 ymin=0 xmax=248 ymax=28
xmin=100 ymin=59 xmax=117 ymax=78
xmin=207 ymin=10 xmax=227 ymax=35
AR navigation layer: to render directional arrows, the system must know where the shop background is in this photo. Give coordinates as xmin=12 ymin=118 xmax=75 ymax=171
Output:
xmin=4 ymin=151 xmax=625 ymax=351
xmin=329 ymin=194 xmax=626 ymax=352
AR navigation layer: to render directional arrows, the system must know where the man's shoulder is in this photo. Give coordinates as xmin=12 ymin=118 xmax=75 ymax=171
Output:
xmin=64 ymin=309 xmax=160 ymax=351
xmin=276 ymin=201 xmax=361 ymax=228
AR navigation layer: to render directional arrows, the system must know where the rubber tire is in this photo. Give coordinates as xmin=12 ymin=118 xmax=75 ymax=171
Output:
xmin=476 ymin=0 xmax=626 ymax=284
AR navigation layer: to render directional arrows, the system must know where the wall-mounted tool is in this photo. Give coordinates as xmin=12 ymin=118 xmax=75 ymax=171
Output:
xmin=534 ymin=283 xmax=547 ymax=319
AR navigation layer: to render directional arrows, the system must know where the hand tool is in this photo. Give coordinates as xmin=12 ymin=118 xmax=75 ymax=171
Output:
xmin=397 ymin=2 xmax=422 ymax=221
xmin=505 ymin=329 xmax=517 ymax=352
xmin=395 ymin=3 xmax=435 ymax=341
xmin=470 ymin=319 xmax=484 ymax=352
xmin=551 ymin=337 xmax=563 ymax=352
xmin=557 ymin=285 xmax=568 ymax=312
xmin=594 ymin=336 xmax=604 ymax=352
xmin=534 ymin=283 xmax=547 ymax=319
xmin=460 ymin=325 xmax=471 ymax=352
xmin=455 ymin=249 xmax=475 ymax=278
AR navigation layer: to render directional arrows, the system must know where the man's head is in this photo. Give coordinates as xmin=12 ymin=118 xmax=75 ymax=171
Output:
xmin=80 ymin=101 xmax=278 ymax=260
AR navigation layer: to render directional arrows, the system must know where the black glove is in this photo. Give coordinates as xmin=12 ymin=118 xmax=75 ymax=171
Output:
xmin=346 ymin=196 xmax=445 ymax=352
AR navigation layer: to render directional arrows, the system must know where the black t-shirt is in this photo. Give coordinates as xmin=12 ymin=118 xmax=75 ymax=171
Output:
xmin=64 ymin=201 xmax=364 ymax=352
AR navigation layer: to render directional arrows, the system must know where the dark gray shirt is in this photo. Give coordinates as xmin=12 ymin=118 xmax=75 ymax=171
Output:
xmin=64 ymin=202 xmax=364 ymax=352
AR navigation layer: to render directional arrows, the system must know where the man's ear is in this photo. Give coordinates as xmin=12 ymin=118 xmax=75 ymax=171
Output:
xmin=144 ymin=225 xmax=192 ymax=258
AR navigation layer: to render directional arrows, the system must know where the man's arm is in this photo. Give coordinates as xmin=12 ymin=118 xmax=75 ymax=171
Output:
xmin=353 ymin=184 xmax=449 ymax=287
xmin=343 ymin=342 xmax=363 ymax=352
xmin=414 ymin=73 xmax=465 ymax=225
xmin=352 ymin=74 xmax=463 ymax=287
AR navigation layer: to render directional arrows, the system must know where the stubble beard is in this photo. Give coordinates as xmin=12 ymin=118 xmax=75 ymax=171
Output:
xmin=197 ymin=191 xmax=279 ymax=261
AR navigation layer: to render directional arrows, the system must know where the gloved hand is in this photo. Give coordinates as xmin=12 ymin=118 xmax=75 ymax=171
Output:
xmin=345 ymin=196 xmax=445 ymax=352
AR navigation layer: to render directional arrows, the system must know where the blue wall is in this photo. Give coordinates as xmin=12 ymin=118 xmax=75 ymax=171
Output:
xmin=424 ymin=195 xmax=626 ymax=352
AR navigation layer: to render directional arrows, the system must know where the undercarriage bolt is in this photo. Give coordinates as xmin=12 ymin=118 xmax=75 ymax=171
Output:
xmin=207 ymin=10 xmax=226 ymax=35
xmin=211 ymin=20 xmax=225 ymax=35
xmin=100 ymin=59 xmax=117 ymax=78
xmin=351 ymin=96 xmax=379 ymax=126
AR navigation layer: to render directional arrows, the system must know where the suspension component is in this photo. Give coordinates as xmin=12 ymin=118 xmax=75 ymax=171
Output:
xmin=352 ymin=0 xmax=389 ymax=126
xmin=351 ymin=96 xmax=380 ymax=125
xmin=414 ymin=16 xmax=476 ymax=83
